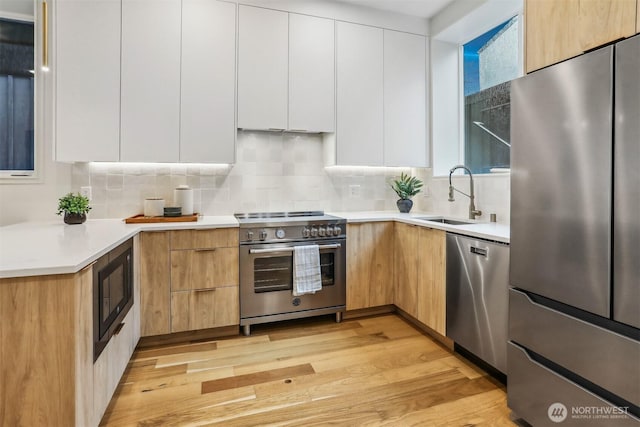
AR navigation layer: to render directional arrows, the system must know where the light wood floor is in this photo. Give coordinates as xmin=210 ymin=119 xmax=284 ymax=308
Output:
xmin=101 ymin=314 xmax=515 ymax=426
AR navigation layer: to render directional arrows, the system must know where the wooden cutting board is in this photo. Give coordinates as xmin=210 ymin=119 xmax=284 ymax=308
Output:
xmin=124 ymin=213 xmax=199 ymax=224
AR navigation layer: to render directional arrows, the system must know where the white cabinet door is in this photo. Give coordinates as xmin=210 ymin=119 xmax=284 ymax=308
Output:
xmin=336 ymin=22 xmax=384 ymax=166
xmin=121 ymin=0 xmax=181 ymax=162
xmin=237 ymin=5 xmax=288 ymax=130
xmin=55 ymin=0 xmax=120 ymax=162
xmin=181 ymin=0 xmax=236 ymax=163
xmin=383 ymin=30 xmax=427 ymax=167
xmin=289 ymin=14 xmax=335 ymax=133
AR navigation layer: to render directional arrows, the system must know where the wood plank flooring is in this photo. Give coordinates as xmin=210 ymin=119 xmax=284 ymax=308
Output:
xmin=101 ymin=314 xmax=515 ymax=426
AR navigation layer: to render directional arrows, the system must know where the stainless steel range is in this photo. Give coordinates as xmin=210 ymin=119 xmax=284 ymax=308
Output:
xmin=235 ymin=211 xmax=346 ymax=336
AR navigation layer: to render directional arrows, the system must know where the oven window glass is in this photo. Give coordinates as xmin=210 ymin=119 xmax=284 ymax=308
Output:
xmin=254 ymin=256 xmax=293 ymax=292
xmin=253 ymin=251 xmax=337 ymax=293
xmin=320 ymin=253 xmax=335 ymax=286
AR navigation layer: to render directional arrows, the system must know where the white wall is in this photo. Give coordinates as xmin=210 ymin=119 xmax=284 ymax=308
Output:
xmin=0 ymin=6 xmax=73 ymax=226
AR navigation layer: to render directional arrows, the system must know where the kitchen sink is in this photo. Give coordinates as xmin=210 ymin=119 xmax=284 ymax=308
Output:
xmin=415 ymin=217 xmax=475 ymax=226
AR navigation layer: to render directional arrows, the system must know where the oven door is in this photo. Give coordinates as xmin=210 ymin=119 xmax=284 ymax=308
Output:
xmin=239 ymin=239 xmax=346 ymax=320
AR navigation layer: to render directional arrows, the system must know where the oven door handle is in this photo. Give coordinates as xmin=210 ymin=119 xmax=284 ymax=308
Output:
xmin=249 ymin=243 xmax=341 ymax=254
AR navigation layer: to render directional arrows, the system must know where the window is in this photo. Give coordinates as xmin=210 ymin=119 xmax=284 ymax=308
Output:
xmin=462 ymin=17 xmax=519 ymax=174
xmin=0 ymin=17 xmax=35 ymax=176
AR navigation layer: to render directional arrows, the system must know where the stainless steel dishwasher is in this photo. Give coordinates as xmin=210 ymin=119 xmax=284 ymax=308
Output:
xmin=446 ymin=233 xmax=510 ymax=374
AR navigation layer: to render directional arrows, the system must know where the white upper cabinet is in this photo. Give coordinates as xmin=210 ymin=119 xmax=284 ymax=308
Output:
xmin=181 ymin=0 xmax=236 ymax=163
xmin=237 ymin=5 xmax=288 ymax=130
xmin=288 ymin=14 xmax=335 ymax=133
xmin=120 ymin=0 xmax=181 ymax=162
xmin=55 ymin=0 xmax=120 ymax=162
xmin=336 ymin=22 xmax=384 ymax=166
xmin=383 ymin=30 xmax=427 ymax=167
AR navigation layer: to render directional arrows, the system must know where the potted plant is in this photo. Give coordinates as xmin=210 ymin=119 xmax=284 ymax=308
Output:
xmin=390 ymin=172 xmax=423 ymax=213
xmin=57 ymin=192 xmax=91 ymax=224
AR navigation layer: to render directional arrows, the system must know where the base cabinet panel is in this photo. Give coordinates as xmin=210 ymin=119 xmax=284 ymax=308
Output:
xmin=171 ymin=286 xmax=239 ymax=333
xmin=346 ymin=222 xmax=394 ymax=310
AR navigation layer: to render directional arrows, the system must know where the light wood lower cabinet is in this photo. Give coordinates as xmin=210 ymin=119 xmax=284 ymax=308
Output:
xmin=417 ymin=227 xmax=446 ymax=336
xmin=140 ymin=228 xmax=240 ymax=337
xmin=171 ymin=286 xmax=239 ymax=333
xmin=346 ymin=222 xmax=394 ymax=310
xmin=394 ymin=222 xmax=420 ymax=318
xmin=140 ymin=231 xmax=171 ymax=336
xmin=394 ymin=222 xmax=447 ymax=335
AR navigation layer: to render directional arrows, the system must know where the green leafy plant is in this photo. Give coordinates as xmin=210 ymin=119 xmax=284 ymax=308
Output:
xmin=56 ymin=192 xmax=92 ymax=215
xmin=390 ymin=173 xmax=423 ymax=200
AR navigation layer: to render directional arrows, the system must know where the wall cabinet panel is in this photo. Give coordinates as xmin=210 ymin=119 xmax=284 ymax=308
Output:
xmin=289 ymin=14 xmax=335 ymax=132
xmin=55 ymin=0 xmax=120 ymax=162
xmin=237 ymin=5 xmax=288 ymax=130
xmin=120 ymin=0 xmax=181 ymax=162
xmin=336 ymin=21 xmax=384 ymax=166
xmin=181 ymin=0 xmax=236 ymax=163
xmin=525 ymin=0 xmax=637 ymax=73
xmin=383 ymin=30 xmax=427 ymax=167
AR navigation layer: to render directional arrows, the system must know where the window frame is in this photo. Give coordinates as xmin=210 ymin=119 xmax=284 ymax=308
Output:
xmin=457 ymin=13 xmax=524 ymax=175
xmin=0 ymin=8 xmax=42 ymax=183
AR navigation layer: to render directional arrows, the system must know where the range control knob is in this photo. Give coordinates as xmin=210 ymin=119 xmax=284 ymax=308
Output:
xmin=318 ymin=227 xmax=326 ymax=237
xmin=310 ymin=227 xmax=319 ymax=237
xmin=259 ymin=229 xmax=268 ymax=241
xmin=275 ymin=228 xmax=285 ymax=239
xmin=325 ymin=227 xmax=334 ymax=237
xmin=333 ymin=226 xmax=342 ymax=236
xmin=302 ymin=227 xmax=311 ymax=238
xmin=247 ymin=230 xmax=254 ymax=241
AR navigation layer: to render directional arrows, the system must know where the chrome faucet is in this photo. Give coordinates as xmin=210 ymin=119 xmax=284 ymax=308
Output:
xmin=448 ymin=165 xmax=482 ymax=220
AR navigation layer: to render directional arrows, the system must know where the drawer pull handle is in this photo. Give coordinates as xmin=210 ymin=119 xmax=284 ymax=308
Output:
xmin=195 ymin=248 xmax=217 ymax=252
xmin=194 ymin=288 xmax=216 ymax=293
xmin=470 ymin=246 xmax=487 ymax=256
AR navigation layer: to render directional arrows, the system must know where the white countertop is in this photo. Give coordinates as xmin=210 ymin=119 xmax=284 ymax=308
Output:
xmin=0 ymin=211 xmax=508 ymax=279
xmin=329 ymin=211 xmax=510 ymax=244
xmin=0 ymin=216 xmax=238 ymax=279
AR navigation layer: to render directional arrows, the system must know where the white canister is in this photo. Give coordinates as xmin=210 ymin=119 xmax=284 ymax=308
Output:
xmin=174 ymin=185 xmax=194 ymax=215
xmin=144 ymin=198 xmax=165 ymax=217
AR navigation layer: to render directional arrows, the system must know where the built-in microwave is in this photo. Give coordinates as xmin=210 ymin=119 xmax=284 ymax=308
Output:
xmin=93 ymin=238 xmax=133 ymax=361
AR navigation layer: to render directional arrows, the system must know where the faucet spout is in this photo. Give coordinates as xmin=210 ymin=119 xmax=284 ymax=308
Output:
xmin=448 ymin=165 xmax=482 ymax=220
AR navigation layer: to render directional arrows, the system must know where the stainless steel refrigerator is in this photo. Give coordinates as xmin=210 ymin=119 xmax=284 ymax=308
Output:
xmin=509 ymin=35 xmax=640 ymax=426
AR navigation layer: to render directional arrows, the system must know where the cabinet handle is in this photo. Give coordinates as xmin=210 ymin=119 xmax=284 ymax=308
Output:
xmin=287 ymin=129 xmax=308 ymax=133
xmin=268 ymin=128 xmax=285 ymax=132
xmin=194 ymin=288 xmax=216 ymax=293
xmin=194 ymin=248 xmax=217 ymax=252
xmin=42 ymin=0 xmax=49 ymax=71
xmin=113 ymin=322 xmax=125 ymax=335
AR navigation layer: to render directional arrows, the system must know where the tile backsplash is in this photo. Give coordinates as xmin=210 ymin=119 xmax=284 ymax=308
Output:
xmin=72 ymin=131 xmax=412 ymax=218
xmin=71 ymin=131 xmax=511 ymax=223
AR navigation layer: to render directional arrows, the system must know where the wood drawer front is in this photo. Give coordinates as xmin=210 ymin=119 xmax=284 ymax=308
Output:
xmin=170 ymin=228 xmax=238 ymax=250
xmin=170 ymin=247 xmax=239 ymax=291
xmin=170 ymin=286 xmax=239 ymax=333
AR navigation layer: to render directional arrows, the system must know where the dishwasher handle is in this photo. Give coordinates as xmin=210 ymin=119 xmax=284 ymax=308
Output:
xmin=470 ymin=246 xmax=488 ymax=257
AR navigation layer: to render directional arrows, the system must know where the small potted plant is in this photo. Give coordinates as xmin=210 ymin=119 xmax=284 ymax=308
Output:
xmin=57 ymin=192 xmax=91 ymax=224
xmin=390 ymin=172 xmax=423 ymax=213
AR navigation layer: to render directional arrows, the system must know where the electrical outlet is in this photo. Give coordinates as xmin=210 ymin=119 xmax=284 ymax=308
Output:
xmin=80 ymin=186 xmax=92 ymax=201
xmin=349 ymin=184 xmax=361 ymax=198
xmin=422 ymin=185 xmax=431 ymax=198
